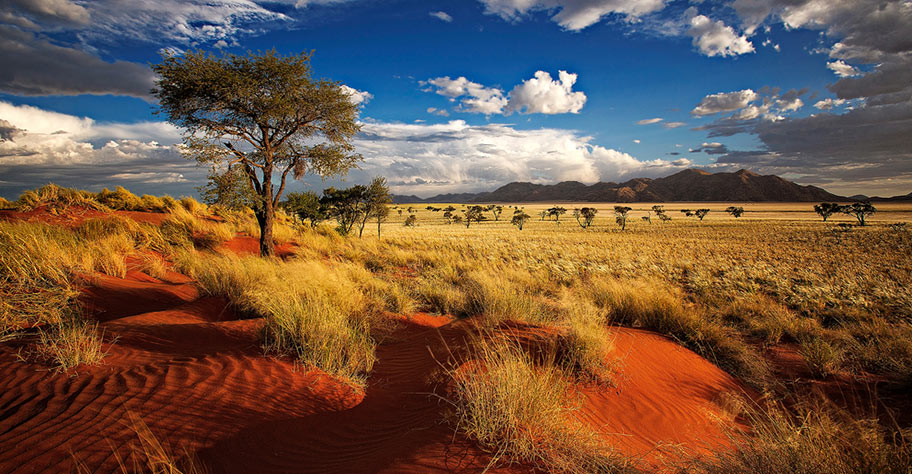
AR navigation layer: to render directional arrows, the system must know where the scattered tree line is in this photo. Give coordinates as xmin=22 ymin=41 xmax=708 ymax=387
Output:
xmin=815 ymin=202 xmax=876 ymax=226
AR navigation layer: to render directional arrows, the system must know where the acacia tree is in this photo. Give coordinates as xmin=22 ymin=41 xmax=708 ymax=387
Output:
xmin=152 ymin=50 xmax=361 ymax=257
xmin=354 ymin=177 xmax=391 ymax=238
xmin=842 ymin=202 xmax=876 ymax=226
xmin=726 ymin=206 xmax=745 ymax=218
xmin=573 ymin=207 xmax=598 ymax=228
xmin=512 ymin=209 xmax=531 ymax=230
xmin=695 ymin=209 xmax=710 ymax=221
xmin=814 ymin=202 xmax=845 ymax=222
xmin=547 ymin=206 xmax=567 ymax=224
xmin=281 ymin=190 xmax=323 ymax=228
xmin=321 ymin=186 xmax=366 ymax=235
xmin=464 ymin=205 xmax=486 ymax=228
xmin=614 ymin=206 xmax=632 ymax=230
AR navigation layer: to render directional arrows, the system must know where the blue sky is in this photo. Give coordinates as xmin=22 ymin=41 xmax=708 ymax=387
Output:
xmin=0 ymin=0 xmax=910 ymax=198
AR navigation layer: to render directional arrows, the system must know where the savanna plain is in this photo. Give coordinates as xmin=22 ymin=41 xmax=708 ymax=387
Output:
xmin=1 ymin=185 xmax=912 ymax=473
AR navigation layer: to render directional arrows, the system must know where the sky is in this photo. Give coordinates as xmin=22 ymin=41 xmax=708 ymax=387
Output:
xmin=0 ymin=0 xmax=910 ymax=199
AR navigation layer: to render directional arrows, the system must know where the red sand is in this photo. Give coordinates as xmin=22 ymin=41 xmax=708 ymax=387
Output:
xmin=0 ymin=206 xmax=168 ymax=228
xmin=0 ymin=209 xmax=752 ymax=472
xmin=0 ymin=267 xmax=748 ymax=473
xmin=220 ymin=235 xmax=297 ymax=259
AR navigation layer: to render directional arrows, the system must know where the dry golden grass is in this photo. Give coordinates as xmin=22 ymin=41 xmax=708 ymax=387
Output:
xmin=449 ymin=337 xmax=635 ymax=473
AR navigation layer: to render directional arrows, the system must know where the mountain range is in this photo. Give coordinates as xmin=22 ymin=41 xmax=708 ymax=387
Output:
xmin=392 ymin=169 xmax=897 ymax=203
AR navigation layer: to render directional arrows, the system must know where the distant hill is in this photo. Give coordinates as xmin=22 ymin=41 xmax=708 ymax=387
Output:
xmin=868 ymin=192 xmax=912 ymax=202
xmin=393 ymin=169 xmax=848 ymax=203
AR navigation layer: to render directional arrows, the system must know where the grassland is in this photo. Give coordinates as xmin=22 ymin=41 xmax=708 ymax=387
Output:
xmin=2 ymin=187 xmax=911 ymax=472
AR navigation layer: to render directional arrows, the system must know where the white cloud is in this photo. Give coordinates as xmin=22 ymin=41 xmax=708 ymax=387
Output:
xmin=339 ymin=85 xmax=373 ymax=106
xmin=692 ymin=89 xmax=759 ymax=116
xmin=505 ymin=70 xmax=586 ymax=115
xmin=424 ymin=70 xmax=586 ymax=116
xmin=814 ymin=98 xmax=846 ymax=110
xmin=664 ymin=121 xmax=687 ymax=128
xmin=478 ymin=0 xmax=669 ymax=31
xmin=429 ymin=11 xmax=452 ymax=22
xmin=423 ymin=76 xmax=508 ymax=115
xmin=633 ymin=139 xmax=641 ymax=144
xmin=0 ymin=101 xmax=197 ymax=196
xmin=687 ymin=13 xmax=754 ymax=57
xmin=426 ymin=107 xmax=449 ymax=117
xmin=353 ymin=119 xmax=690 ymax=195
xmin=636 ymin=117 xmax=663 ymax=125
xmin=827 ymin=60 xmax=860 ymax=77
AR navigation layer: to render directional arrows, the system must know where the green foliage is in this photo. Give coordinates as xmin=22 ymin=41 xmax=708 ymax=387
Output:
xmin=152 ymin=49 xmax=362 ymax=256
xmin=726 ymin=206 xmax=745 ymax=218
xmin=321 ymin=185 xmax=367 ymax=235
xmin=842 ymin=202 xmax=876 ymax=226
xmin=282 ymin=190 xmax=325 ymax=228
xmin=463 ymin=205 xmax=486 ymax=228
xmin=573 ymin=207 xmax=598 ymax=228
xmin=614 ymin=206 xmax=632 ymax=230
xmin=511 ymin=209 xmax=531 ymax=230
xmin=546 ymin=206 xmax=567 ymax=222
xmin=814 ymin=202 xmax=845 ymax=222
xmin=199 ymin=166 xmax=256 ymax=211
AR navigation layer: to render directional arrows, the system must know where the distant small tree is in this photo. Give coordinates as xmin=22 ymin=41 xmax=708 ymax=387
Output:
xmin=451 ymin=215 xmax=463 ymax=225
xmin=652 ymin=205 xmax=666 ymax=216
xmin=681 ymin=209 xmax=695 ymax=217
xmin=403 ymin=214 xmax=417 ymax=227
xmin=695 ymin=209 xmax=710 ymax=221
xmin=442 ymin=205 xmax=457 ymax=224
xmin=321 ymin=185 xmax=366 ymax=235
xmin=547 ymin=206 xmax=567 ymax=224
xmin=842 ymin=202 xmax=876 ymax=226
xmin=282 ymin=190 xmax=323 ymax=228
xmin=614 ymin=206 xmax=632 ymax=230
xmin=573 ymin=207 xmax=598 ymax=228
xmin=814 ymin=202 xmax=845 ymax=222
xmin=511 ymin=209 xmax=531 ymax=230
xmin=199 ymin=166 xmax=256 ymax=210
xmin=397 ymin=209 xmax=403 ymax=216
xmin=490 ymin=205 xmax=504 ymax=221
xmin=725 ymin=206 xmax=745 ymax=218
xmin=658 ymin=213 xmax=672 ymax=223
xmin=539 ymin=210 xmax=547 ymax=221
xmin=361 ymin=177 xmax=391 ymax=238
xmin=464 ymin=205 xmax=486 ymax=228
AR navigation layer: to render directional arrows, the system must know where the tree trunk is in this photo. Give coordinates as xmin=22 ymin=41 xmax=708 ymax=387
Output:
xmin=259 ymin=176 xmax=275 ymax=257
xmin=377 ymin=216 xmax=381 ymax=238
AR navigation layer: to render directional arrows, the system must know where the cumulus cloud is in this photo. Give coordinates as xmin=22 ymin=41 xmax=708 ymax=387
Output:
xmin=4 ymin=0 xmax=89 ymax=25
xmin=692 ymin=89 xmax=759 ymax=116
xmin=827 ymin=60 xmax=860 ymax=77
xmin=813 ymin=98 xmax=846 ymax=110
xmin=0 ymin=26 xmax=155 ymax=99
xmin=429 ymin=11 xmax=453 ymax=22
xmin=0 ymin=101 xmax=197 ymax=197
xmin=663 ymin=121 xmax=687 ymax=128
xmin=339 ymin=85 xmax=373 ymax=106
xmin=637 ymin=117 xmax=663 ymax=125
xmin=426 ymin=107 xmax=449 ymax=117
xmin=687 ymin=11 xmax=754 ymax=57
xmin=505 ymin=70 xmax=586 ymax=115
xmin=424 ymin=70 xmax=586 ymax=116
xmin=423 ymin=76 xmax=508 ymax=115
xmin=477 ymin=0 xmax=669 ymax=31
xmin=353 ymin=119 xmax=691 ymax=195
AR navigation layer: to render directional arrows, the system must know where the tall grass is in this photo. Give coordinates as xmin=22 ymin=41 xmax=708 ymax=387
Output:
xmin=32 ymin=319 xmax=108 ymax=373
xmin=679 ymin=401 xmax=912 ymax=474
xmin=174 ymin=252 xmax=378 ymax=385
xmin=449 ymin=338 xmax=634 ymax=473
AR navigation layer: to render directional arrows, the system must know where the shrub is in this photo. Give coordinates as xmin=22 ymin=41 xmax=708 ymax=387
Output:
xmin=140 ymin=194 xmax=167 ymax=212
xmin=96 ymin=186 xmax=144 ymax=211
xmin=16 ymin=184 xmax=107 ymax=212
xmin=33 ymin=319 xmax=107 ymax=373
xmin=682 ymin=402 xmax=912 ymax=474
xmin=449 ymin=339 xmax=634 ymax=473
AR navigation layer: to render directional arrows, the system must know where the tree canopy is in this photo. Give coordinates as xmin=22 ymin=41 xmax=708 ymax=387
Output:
xmin=152 ymin=49 xmax=362 ymax=256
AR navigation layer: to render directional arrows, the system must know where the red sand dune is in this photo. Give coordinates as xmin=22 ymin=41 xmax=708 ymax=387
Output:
xmin=0 ymin=210 xmax=750 ymax=472
xmin=220 ymin=235 xmax=297 ymax=259
xmin=0 ymin=268 xmax=747 ymax=473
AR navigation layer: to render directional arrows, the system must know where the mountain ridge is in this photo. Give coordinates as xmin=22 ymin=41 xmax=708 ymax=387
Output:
xmin=393 ymin=169 xmax=869 ymax=203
